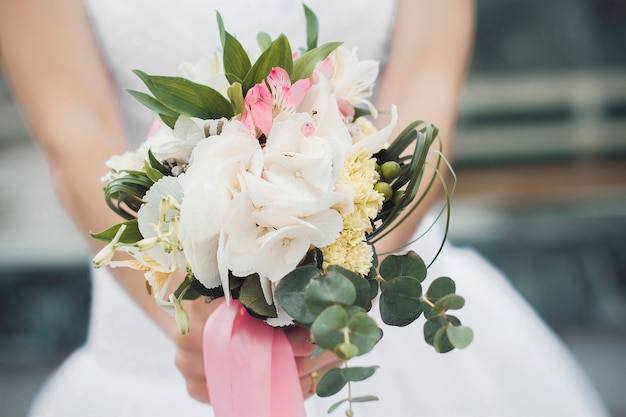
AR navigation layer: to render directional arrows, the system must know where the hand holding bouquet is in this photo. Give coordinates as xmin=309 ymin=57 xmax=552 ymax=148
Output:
xmin=93 ymin=5 xmax=472 ymax=415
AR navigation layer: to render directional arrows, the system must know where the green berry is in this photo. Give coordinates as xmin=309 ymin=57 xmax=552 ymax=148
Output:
xmin=392 ymin=189 xmax=406 ymax=206
xmin=374 ymin=182 xmax=393 ymax=201
xmin=381 ymin=161 xmax=401 ymax=180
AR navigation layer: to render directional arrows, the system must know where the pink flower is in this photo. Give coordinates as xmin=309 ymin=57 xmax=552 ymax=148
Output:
xmin=241 ymin=67 xmax=312 ymax=139
xmin=241 ymin=82 xmax=273 ymax=138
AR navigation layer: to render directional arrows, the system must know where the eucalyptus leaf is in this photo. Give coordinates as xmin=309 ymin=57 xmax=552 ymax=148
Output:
xmin=133 ymin=70 xmax=234 ymax=120
xmin=423 ymin=316 xmax=448 ymax=346
xmin=326 ymin=265 xmax=371 ymax=311
xmin=433 ymin=325 xmax=455 ymax=353
xmin=305 ymin=269 xmax=356 ymax=314
xmin=340 ymin=366 xmax=378 ymax=382
xmin=91 ymin=219 xmax=143 ymax=244
xmin=316 ymin=367 xmax=347 ymax=398
xmin=429 ymin=294 xmax=465 ymax=316
xmin=426 ymin=276 xmax=456 ymax=301
xmin=274 ymin=265 xmax=320 ymax=324
xmin=242 ymin=34 xmax=293 ymax=92
xmin=292 ymin=41 xmax=342 ymax=82
xmin=351 ymin=395 xmax=379 ymax=403
xmin=239 ymin=275 xmax=277 ymax=318
xmin=368 ymin=276 xmax=379 ymax=300
xmin=346 ymin=311 xmax=382 ymax=356
xmin=311 ymin=305 xmax=348 ymax=351
xmin=379 ymin=251 xmax=427 ymax=282
xmin=327 ymin=397 xmax=350 ymax=414
xmin=446 ymin=325 xmax=474 ymax=349
xmin=379 ymin=276 xmax=423 ymax=327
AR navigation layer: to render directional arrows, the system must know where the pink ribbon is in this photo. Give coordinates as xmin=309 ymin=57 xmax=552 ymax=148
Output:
xmin=203 ymin=300 xmax=306 ymax=417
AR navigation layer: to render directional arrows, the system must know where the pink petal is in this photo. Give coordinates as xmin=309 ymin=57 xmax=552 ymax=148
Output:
xmin=289 ymin=78 xmax=313 ymax=107
xmin=242 ymin=83 xmax=273 ymax=137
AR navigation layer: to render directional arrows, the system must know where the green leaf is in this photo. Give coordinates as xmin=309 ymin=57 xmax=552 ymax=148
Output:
xmin=242 ymin=34 xmax=293 ymax=92
xmin=91 ymin=219 xmax=142 ymax=244
xmin=316 ymin=367 xmax=347 ymax=398
xmin=216 ymin=11 xmax=226 ymax=47
xmin=104 ymin=172 xmax=154 ymax=219
xmin=326 ymin=265 xmax=372 ymax=311
xmin=351 ymin=395 xmax=379 ymax=403
xmin=340 ymin=366 xmax=378 ymax=382
xmin=379 ymin=276 xmax=423 ymax=326
xmin=227 ymin=82 xmax=244 ymax=116
xmin=327 ymin=397 xmax=350 ymax=414
xmin=368 ymin=276 xmax=379 ymax=300
xmin=423 ymin=316 xmax=447 ymax=346
xmin=239 ymin=275 xmax=277 ymax=319
xmin=223 ymin=31 xmax=252 ymax=84
xmin=446 ymin=325 xmax=474 ymax=349
xmin=292 ymin=41 xmax=342 ymax=82
xmin=144 ymin=162 xmax=164 ymax=183
xmin=302 ymin=3 xmax=319 ymax=51
xmin=379 ymin=251 xmax=427 ymax=282
xmin=311 ymin=346 xmax=325 ymax=360
xmin=127 ymin=90 xmax=179 ymax=128
xmin=133 ymin=70 xmax=234 ymax=120
xmin=256 ymin=32 xmax=272 ymax=51
xmin=274 ymin=265 xmax=320 ymax=324
xmin=305 ymin=269 xmax=356 ymax=314
xmin=433 ymin=325 xmax=455 ymax=353
xmin=426 ymin=276 xmax=456 ymax=301
xmin=311 ymin=305 xmax=348 ymax=351
xmin=346 ymin=311 xmax=381 ymax=356
xmin=429 ymin=294 xmax=465 ymax=316
xmin=173 ymin=275 xmax=203 ymax=301
xmin=147 ymin=149 xmax=172 ymax=176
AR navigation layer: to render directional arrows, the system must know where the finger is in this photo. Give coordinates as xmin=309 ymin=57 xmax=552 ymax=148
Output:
xmin=299 ymin=360 xmax=343 ymax=399
xmin=286 ymin=326 xmax=316 ymax=357
xmin=295 ymin=348 xmax=340 ymax=377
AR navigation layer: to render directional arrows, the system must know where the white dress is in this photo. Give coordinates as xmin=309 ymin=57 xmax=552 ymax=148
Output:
xmin=29 ymin=1 xmax=609 ymax=416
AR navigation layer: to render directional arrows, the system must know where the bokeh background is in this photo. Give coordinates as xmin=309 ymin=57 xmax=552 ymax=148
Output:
xmin=1 ymin=1 xmax=625 ymax=416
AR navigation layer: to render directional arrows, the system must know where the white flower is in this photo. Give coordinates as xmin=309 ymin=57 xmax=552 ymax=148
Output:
xmin=150 ymin=116 xmax=230 ymax=162
xmin=178 ymin=52 xmax=230 ymax=97
xmin=263 ymin=113 xmax=343 ymax=194
xmin=321 ymin=47 xmax=380 ymax=117
xmin=137 ymin=176 xmax=186 ymax=270
xmin=178 ymin=121 xmax=263 ymax=292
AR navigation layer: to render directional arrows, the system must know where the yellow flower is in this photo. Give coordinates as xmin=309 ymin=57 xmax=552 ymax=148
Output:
xmin=321 ymin=146 xmax=383 ymax=275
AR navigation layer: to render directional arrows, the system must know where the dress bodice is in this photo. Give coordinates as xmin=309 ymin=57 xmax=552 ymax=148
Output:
xmin=85 ymin=0 xmax=396 ymax=145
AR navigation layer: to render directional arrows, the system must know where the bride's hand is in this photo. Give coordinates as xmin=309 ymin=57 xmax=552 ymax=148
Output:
xmin=174 ymin=298 xmax=342 ymax=404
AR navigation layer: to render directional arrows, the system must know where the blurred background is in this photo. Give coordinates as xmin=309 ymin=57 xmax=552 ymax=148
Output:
xmin=1 ymin=0 xmax=625 ymax=416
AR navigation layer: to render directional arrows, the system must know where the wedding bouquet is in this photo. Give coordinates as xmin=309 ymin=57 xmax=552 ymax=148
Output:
xmin=93 ymin=5 xmax=472 ymax=416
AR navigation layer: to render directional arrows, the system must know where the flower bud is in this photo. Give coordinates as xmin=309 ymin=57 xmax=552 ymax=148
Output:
xmin=170 ymin=294 xmax=190 ymax=335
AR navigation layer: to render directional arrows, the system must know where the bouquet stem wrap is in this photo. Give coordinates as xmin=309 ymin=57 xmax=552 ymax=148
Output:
xmin=203 ymin=300 xmax=306 ymax=417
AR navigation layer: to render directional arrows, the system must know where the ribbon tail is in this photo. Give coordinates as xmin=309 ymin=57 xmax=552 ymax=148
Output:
xmin=203 ymin=300 xmax=306 ymax=417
